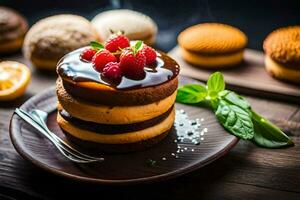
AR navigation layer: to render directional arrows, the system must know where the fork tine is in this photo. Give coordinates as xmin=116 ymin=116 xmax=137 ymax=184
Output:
xmin=15 ymin=109 xmax=102 ymax=163
xmin=22 ymin=109 xmax=104 ymax=161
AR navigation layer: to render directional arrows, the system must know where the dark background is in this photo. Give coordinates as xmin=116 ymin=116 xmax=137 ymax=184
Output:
xmin=1 ymin=0 xmax=299 ymax=52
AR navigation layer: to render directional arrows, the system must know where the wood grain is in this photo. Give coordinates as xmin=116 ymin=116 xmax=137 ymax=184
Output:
xmin=169 ymin=47 xmax=300 ymax=104
xmin=0 ymin=53 xmax=299 ymax=199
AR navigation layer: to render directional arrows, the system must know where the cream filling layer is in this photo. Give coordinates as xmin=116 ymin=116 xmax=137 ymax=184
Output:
xmin=265 ymin=55 xmax=300 ymax=83
xmin=57 ymin=108 xmax=175 ymax=144
xmin=180 ymin=47 xmax=244 ymax=68
xmin=57 ymin=84 xmax=177 ymax=124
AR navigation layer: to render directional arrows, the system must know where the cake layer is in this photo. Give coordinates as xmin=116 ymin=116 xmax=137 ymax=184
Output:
xmin=56 ymin=48 xmax=179 ymax=105
xmin=59 ymin=76 xmax=178 ymax=106
xmin=57 ymin=107 xmax=175 ymax=144
xmin=57 ymin=81 xmax=176 ymax=124
xmin=63 ymin=130 xmax=169 ymax=153
xmin=58 ymin=106 xmax=173 ymax=134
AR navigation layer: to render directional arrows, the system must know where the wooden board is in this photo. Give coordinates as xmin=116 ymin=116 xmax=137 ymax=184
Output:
xmin=9 ymin=81 xmax=238 ymax=184
xmin=169 ymin=47 xmax=300 ymax=104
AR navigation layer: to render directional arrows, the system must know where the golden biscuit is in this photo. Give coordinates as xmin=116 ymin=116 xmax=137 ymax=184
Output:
xmin=263 ymin=26 xmax=300 ymax=67
xmin=263 ymin=26 xmax=300 ymax=83
xmin=178 ymin=23 xmax=247 ymax=68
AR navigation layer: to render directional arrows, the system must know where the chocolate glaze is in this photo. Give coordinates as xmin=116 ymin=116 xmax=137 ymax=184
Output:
xmin=57 ymin=47 xmax=180 ymax=90
xmin=59 ymin=107 xmax=173 ymax=134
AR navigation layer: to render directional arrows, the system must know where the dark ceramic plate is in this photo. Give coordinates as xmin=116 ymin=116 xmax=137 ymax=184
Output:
xmin=9 ymin=77 xmax=238 ymax=185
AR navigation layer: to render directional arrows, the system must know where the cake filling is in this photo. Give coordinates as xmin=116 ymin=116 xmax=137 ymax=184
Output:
xmin=57 ymin=83 xmax=177 ymax=124
xmin=59 ymin=106 xmax=173 ymax=134
xmin=57 ymin=108 xmax=175 ymax=144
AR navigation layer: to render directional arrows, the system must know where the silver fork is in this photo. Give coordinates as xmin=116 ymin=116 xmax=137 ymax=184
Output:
xmin=15 ymin=108 xmax=104 ymax=163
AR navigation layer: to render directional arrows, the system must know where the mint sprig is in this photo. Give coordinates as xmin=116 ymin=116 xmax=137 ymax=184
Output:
xmin=176 ymin=72 xmax=294 ymax=148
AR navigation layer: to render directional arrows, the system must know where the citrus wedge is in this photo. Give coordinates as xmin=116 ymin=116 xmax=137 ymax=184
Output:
xmin=0 ymin=61 xmax=31 ymax=101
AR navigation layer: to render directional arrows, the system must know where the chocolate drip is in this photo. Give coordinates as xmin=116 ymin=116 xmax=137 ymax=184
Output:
xmin=57 ymin=47 xmax=180 ymax=90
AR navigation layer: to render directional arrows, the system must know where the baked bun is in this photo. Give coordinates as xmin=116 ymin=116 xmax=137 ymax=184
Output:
xmin=0 ymin=7 xmax=28 ymax=54
xmin=23 ymin=14 xmax=99 ymax=70
xmin=92 ymin=9 xmax=157 ymax=45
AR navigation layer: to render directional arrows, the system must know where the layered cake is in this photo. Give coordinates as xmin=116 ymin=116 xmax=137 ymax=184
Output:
xmin=56 ymin=33 xmax=179 ymax=152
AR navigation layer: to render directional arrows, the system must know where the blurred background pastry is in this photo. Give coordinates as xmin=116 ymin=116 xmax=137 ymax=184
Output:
xmin=23 ymin=14 xmax=99 ymax=70
xmin=0 ymin=7 xmax=28 ymax=54
xmin=178 ymin=23 xmax=247 ymax=68
xmin=91 ymin=9 xmax=157 ymax=46
xmin=263 ymin=26 xmax=300 ymax=84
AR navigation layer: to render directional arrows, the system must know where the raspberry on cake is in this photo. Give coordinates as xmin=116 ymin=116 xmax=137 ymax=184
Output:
xmin=141 ymin=45 xmax=157 ymax=65
xmin=56 ymin=35 xmax=180 ymax=153
xmin=80 ymin=48 xmax=97 ymax=62
xmin=105 ymin=32 xmax=130 ymax=53
xmin=92 ymin=49 xmax=117 ymax=72
xmin=102 ymin=62 xmax=122 ymax=81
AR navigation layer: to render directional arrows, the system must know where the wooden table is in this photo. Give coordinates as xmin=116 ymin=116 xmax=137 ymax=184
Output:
xmin=0 ymin=53 xmax=300 ymax=200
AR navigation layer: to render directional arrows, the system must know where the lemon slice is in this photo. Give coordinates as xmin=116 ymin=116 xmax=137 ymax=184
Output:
xmin=0 ymin=61 xmax=31 ymax=101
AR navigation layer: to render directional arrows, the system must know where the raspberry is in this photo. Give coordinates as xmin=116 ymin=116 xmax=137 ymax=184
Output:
xmin=102 ymin=62 xmax=122 ymax=81
xmin=120 ymin=49 xmax=146 ymax=79
xmin=92 ymin=49 xmax=117 ymax=72
xmin=141 ymin=45 xmax=157 ymax=65
xmin=105 ymin=34 xmax=130 ymax=53
xmin=80 ymin=48 xmax=97 ymax=62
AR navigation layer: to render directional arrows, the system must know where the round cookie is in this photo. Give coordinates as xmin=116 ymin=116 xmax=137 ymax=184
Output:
xmin=91 ymin=9 xmax=157 ymax=45
xmin=23 ymin=14 xmax=99 ymax=70
xmin=178 ymin=23 xmax=247 ymax=68
xmin=263 ymin=26 xmax=300 ymax=84
xmin=0 ymin=7 xmax=28 ymax=54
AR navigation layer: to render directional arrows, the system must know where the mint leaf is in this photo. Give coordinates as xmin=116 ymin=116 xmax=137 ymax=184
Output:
xmin=176 ymin=84 xmax=207 ymax=104
xmin=215 ymin=99 xmax=254 ymax=140
xmin=220 ymin=90 xmax=251 ymax=111
xmin=90 ymin=41 xmax=104 ymax=50
xmin=207 ymin=72 xmax=225 ymax=94
xmin=132 ymin=40 xmax=143 ymax=55
xmin=176 ymin=71 xmax=293 ymax=149
xmin=252 ymin=111 xmax=294 ymax=148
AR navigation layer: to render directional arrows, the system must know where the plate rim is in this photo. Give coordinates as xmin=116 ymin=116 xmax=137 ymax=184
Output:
xmin=9 ymin=83 xmax=239 ymax=185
